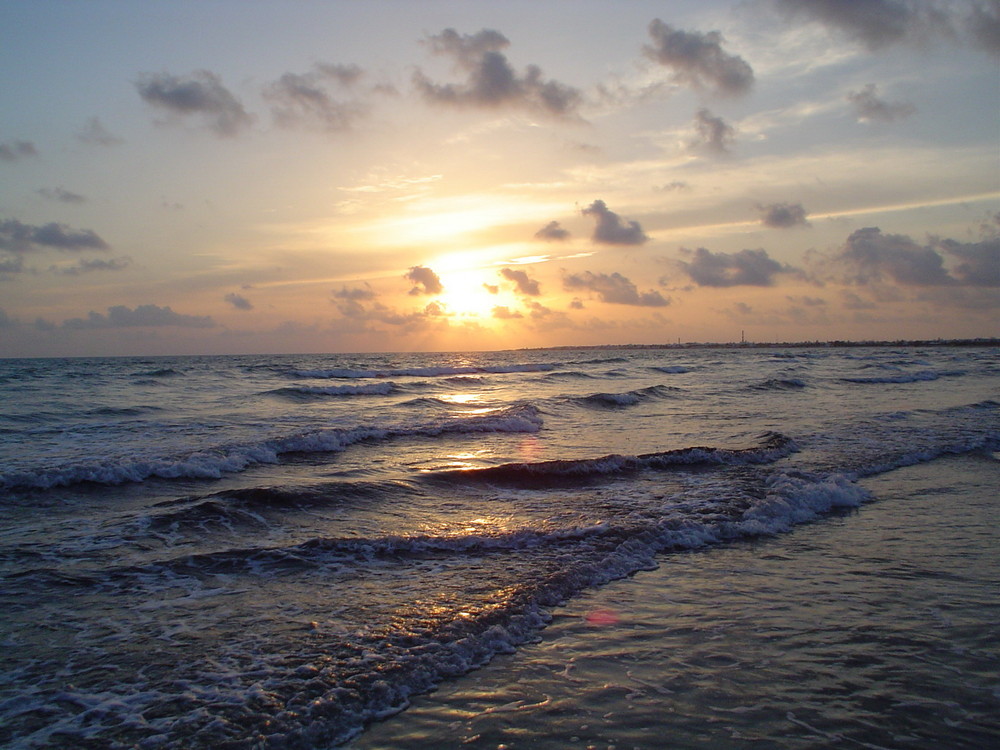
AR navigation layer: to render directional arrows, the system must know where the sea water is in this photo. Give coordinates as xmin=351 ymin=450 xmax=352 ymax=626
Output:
xmin=0 ymin=346 xmax=997 ymax=748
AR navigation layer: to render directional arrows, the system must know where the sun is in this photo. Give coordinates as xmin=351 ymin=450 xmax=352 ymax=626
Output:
xmin=435 ymin=268 xmax=501 ymax=318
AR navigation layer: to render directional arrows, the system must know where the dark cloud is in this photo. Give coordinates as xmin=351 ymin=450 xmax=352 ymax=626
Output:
xmin=655 ymin=181 xmax=691 ymax=192
xmin=38 ymin=187 xmax=86 ymax=204
xmin=314 ymin=63 xmax=364 ymax=86
xmin=265 ymin=64 xmax=367 ymax=131
xmin=0 ymin=219 xmax=109 ymax=253
xmin=582 ymin=200 xmax=649 ymax=245
xmin=77 ymin=117 xmax=123 ymax=147
xmin=847 ymin=83 xmax=916 ymax=122
xmin=405 ymin=265 xmax=444 ymax=295
xmin=414 ymin=28 xmax=583 ymax=117
xmin=62 ymin=304 xmax=215 ymax=330
xmin=837 ymin=227 xmax=953 ymax=285
xmin=500 ymin=267 xmax=541 ymax=296
xmin=563 ymin=270 xmax=670 ymax=306
xmin=0 ymin=140 xmax=37 ymax=162
xmin=679 ymin=247 xmax=789 ymax=286
xmin=136 ymin=70 xmax=253 ymax=136
xmin=691 ymin=108 xmax=735 ymax=154
xmin=332 ymin=285 xmax=377 ymax=301
xmin=772 ymin=0 xmax=1000 ymax=55
xmin=0 ymin=255 xmax=25 ymax=276
xmin=758 ymin=202 xmax=810 ymax=228
xmin=535 ymin=220 xmax=570 ymax=241
xmin=967 ymin=1 xmax=1000 ymax=56
xmin=644 ymin=19 xmax=754 ymax=95
xmin=225 ymin=292 xmax=254 ymax=310
xmin=937 ymin=237 xmax=1000 ymax=286
xmin=53 ymin=257 xmax=131 ymax=275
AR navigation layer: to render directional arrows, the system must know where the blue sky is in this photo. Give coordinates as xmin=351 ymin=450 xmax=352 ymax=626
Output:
xmin=1 ymin=0 xmax=998 ymax=356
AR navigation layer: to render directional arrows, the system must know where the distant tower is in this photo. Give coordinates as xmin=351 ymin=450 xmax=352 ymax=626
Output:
xmin=741 ymin=330 xmax=745 ymax=344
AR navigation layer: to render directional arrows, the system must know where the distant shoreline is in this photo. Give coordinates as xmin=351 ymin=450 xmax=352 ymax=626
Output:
xmin=522 ymin=338 xmax=1000 ymax=352
xmin=2 ymin=338 xmax=997 ymax=361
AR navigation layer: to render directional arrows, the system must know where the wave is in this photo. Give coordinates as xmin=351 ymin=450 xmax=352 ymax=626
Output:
xmin=292 ymin=363 xmax=555 ymax=379
xmin=265 ymin=382 xmax=398 ymax=399
xmin=2 ymin=465 xmax=873 ymax=749
xmin=750 ymin=377 xmax=808 ymax=391
xmin=133 ymin=367 xmax=183 ymax=378
xmin=573 ymin=384 xmax=680 ymax=409
xmin=443 ymin=375 xmax=486 ymax=385
xmin=841 ymin=369 xmax=965 ymax=384
xmin=650 ymin=365 xmax=692 ymax=374
xmin=427 ymin=432 xmax=796 ymax=488
xmin=567 ymin=356 xmax=629 ymax=365
xmin=0 ymin=405 xmax=544 ymax=491
xmin=142 ymin=480 xmax=409 ymax=532
xmin=539 ymin=370 xmax=600 ymax=380
xmin=85 ymin=405 xmax=166 ymax=417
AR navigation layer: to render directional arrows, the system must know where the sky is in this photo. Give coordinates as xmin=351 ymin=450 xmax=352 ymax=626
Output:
xmin=1 ymin=0 xmax=998 ymax=357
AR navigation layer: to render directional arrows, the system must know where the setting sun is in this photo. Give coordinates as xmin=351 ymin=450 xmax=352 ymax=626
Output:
xmin=435 ymin=268 xmax=505 ymax=318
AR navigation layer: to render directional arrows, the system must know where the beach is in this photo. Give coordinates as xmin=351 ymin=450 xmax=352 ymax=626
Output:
xmin=355 ymin=453 xmax=999 ymax=748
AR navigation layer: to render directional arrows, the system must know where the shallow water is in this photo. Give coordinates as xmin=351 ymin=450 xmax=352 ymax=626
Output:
xmin=0 ymin=346 xmax=997 ymax=747
xmin=355 ymin=454 xmax=1000 ymax=749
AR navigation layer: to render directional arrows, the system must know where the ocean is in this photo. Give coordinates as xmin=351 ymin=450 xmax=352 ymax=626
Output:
xmin=0 ymin=345 xmax=997 ymax=748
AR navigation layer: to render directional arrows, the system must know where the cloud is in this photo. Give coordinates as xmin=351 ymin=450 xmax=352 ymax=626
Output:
xmin=690 ymin=108 xmax=735 ymax=154
xmin=644 ymin=19 xmax=754 ymax=96
xmin=937 ymin=237 xmax=1000 ymax=286
xmin=492 ymin=305 xmax=523 ymax=319
xmin=655 ymin=181 xmax=691 ymax=192
xmin=836 ymin=227 xmax=953 ymax=285
xmin=225 ymin=292 xmax=254 ymax=310
xmin=136 ymin=70 xmax=253 ymax=136
xmin=77 ymin=117 xmax=123 ymax=147
xmin=847 ymin=83 xmax=916 ymax=122
xmin=758 ymin=201 xmax=810 ymax=228
xmin=0 ymin=140 xmax=37 ymax=162
xmin=265 ymin=64 xmax=367 ymax=131
xmin=337 ymin=298 xmax=449 ymax=329
xmin=679 ymin=247 xmax=789 ymax=286
xmin=967 ymin=1 xmax=1000 ymax=56
xmin=535 ymin=220 xmax=570 ymax=242
xmin=0 ymin=219 xmax=109 ymax=253
xmin=52 ymin=257 xmax=131 ymax=275
xmin=405 ymin=265 xmax=444 ymax=295
xmin=582 ymin=199 xmax=649 ymax=245
xmin=332 ymin=285 xmax=377 ymax=301
xmin=38 ymin=187 xmax=86 ymax=204
xmin=563 ymin=270 xmax=670 ymax=306
xmin=500 ymin=267 xmax=541 ymax=296
xmin=0 ymin=255 xmax=24 ymax=277
xmin=773 ymin=0 xmax=955 ymax=51
xmin=414 ymin=28 xmax=582 ymax=117
xmin=483 ymin=283 xmax=499 ymax=294
xmin=62 ymin=304 xmax=215 ymax=330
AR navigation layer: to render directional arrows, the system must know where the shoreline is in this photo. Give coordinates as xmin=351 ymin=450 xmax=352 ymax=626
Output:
xmin=351 ymin=453 xmax=1000 ymax=749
